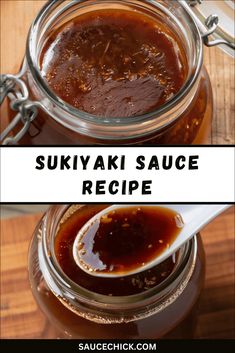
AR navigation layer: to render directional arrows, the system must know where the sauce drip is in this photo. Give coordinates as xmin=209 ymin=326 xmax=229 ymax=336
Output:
xmin=40 ymin=9 xmax=188 ymax=117
xmin=55 ymin=205 xmax=183 ymax=296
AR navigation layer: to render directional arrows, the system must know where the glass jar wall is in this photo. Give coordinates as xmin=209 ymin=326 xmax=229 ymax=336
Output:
xmin=28 ymin=205 xmax=205 ymax=339
xmin=1 ymin=0 xmax=213 ymax=145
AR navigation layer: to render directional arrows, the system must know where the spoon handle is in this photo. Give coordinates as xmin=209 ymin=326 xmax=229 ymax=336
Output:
xmin=180 ymin=205 xmax=230 ymax=233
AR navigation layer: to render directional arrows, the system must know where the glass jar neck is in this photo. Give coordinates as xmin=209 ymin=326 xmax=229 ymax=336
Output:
xmin=26 ymin=0 xmax=203 ymax=141
xmin=37 ymin=205 xmax=198 ymax=324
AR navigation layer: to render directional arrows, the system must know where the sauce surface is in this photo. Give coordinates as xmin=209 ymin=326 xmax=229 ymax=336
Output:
xmin=77 ymin=206 xmax=183 ymax=275
xmin=55 ymin=205 xmax=183 ymax=296
xmin=40 ymin=9 xmax=188 ymax=117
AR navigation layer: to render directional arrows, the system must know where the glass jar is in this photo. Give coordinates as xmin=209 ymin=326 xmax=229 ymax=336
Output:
xmin=1 ymin=0 xmax=230 ymax=145
xmin=1 ymin=0 xmax=234 ymax=146
xmin=28 ymin=205 xmax=205 ymax=339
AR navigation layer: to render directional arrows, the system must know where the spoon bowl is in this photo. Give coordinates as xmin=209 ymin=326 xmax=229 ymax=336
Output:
xmin=73 ymin=204 xmax=230 ymax=278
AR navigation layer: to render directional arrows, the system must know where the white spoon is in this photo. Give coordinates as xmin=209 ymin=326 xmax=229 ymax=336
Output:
xmin=73 ymin=204 xmax=230 ymax=278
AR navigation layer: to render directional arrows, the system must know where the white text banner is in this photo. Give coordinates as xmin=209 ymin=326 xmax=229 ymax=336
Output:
xmin=1 ymin=147 xmax=234 ymax=203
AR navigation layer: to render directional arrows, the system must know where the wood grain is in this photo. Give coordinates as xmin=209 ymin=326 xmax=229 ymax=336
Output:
xmin=1 ymin=0 xmax=234 ymax=144
xmin=1 ymin=208 xmax=234 ymax=339
xmin=0 ymin=213 xmax=47 ymax=338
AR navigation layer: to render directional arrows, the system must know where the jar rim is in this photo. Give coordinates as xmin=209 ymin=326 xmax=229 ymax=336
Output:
xmin=39 ymin=205 xmax=197 ymax=313
xmin=26 ymin=0 xmax=203 ymax=134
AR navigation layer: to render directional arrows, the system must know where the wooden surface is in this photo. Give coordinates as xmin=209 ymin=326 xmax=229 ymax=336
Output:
xmin=1 ymin=208 xmax=234 ymax=339
xmin=1 ymin=0 xmax=234 ymax=144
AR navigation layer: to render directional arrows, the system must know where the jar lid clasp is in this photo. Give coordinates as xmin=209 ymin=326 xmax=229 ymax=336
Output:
xmin=0 ymin=63 xmax=42 ymax=145
xmin=181 ymin=0 xmax=235 ymax=56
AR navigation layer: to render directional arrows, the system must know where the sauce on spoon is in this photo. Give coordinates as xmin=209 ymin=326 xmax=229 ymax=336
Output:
xmin=75 ymin=206 xmax=184 ymax=275
xmin=55 ymin=205 xmax=182 ymax=295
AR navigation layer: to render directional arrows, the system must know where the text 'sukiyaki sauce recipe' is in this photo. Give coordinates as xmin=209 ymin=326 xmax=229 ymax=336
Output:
xmin=40 ymin=9 xmax=188 ymax=117
xmin=55 ymin=205 xmax=184 ymax=296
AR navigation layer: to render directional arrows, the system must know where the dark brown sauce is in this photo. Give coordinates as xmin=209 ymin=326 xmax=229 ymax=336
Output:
xmin=77 ymin=206 xmax=183 ymax=274
xmin=40 ymin=9 xmax=188 ymax=117
xmin=55 ymin=205 xmax=183 ymax=296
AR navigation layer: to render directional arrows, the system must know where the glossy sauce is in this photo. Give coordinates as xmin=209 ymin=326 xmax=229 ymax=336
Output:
xmin=77 ymin=206 xmax=184 ymax=274
xmin=40 ymin=9 xmax=188 ymax=117
xmin=55 ymin=205 xmax=183 ymax=296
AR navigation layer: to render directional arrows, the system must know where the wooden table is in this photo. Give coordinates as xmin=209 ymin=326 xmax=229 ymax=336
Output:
xmin=1 ymin=208 xmax=234 ymax=339
xmin=1 ymin=0 xmax=234 ymax=144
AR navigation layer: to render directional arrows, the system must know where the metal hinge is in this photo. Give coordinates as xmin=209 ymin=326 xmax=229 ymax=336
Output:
xmin=0 ymin=72 xmax=40 ymax=145
xmin=181 ymin=0 xmax=235 ymax=50
xmin=188 ymin=0 xmax=203 ymax=7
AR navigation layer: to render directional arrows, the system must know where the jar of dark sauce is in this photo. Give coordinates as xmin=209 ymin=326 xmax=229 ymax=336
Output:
xmin=2 ymin=0 xmax=234 ymax=145
xmin=28 ymin=205 xmax=205 ymax=338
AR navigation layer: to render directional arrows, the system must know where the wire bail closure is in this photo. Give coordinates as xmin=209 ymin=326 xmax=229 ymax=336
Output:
xmin=202 ymin=14 xmax=235 ymax=50
xmin=185 ymin=0 xmax=235 ymax=50
xmin=0 ymin=71 xmax=40 ymax=145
